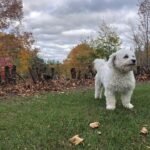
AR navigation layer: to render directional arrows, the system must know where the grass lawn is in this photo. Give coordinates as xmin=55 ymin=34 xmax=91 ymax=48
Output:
xmin=0 ymin=83 xmax=150 ymax=150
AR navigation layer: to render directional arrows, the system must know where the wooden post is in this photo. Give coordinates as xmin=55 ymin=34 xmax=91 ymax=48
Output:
xmin=28 ymin=67 xmax=36 ymax=84
xmin=5 ymin=66 xmax=10 ymax=84
xmin=70 ymin=68 xmax=76 ymax=79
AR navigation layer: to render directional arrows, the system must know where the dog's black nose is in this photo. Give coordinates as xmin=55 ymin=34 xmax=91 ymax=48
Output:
xmin=132 ymin=59 xmax=136 ymax=63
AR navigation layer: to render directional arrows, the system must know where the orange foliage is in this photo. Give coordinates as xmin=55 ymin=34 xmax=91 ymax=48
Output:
xmin=0 ymin=32 xmax=37 ymax=74
xmin=64 ymin=43 xmax=93 ymax=68
xmin=62 ymin=43 xmax=94 ymax=77
xmin=0 ymin=32 xmax=20 ymax=58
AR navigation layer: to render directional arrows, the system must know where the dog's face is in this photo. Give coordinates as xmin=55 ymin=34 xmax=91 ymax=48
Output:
xmin=108 ymin=50 xmax=136 ymax=73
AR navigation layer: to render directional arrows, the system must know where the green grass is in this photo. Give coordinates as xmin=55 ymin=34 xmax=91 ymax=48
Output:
xmin=0 ymin=84 xmax=150 ymax=150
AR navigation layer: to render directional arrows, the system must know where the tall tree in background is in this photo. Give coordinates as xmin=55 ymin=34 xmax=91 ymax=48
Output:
xmin=90 ymin=22 xmax=121 ymax=60
xmin=0 ymin=32 xmax=38 ymax=73
xmin=0 ymin=0 xmax=40 ymax=74
xmin=138 ymin=0 xmax=150 ymax=66
xmin=17 ymin=32 xmax=38 ymax=73
xmin=64 ymin=42 xmax=94 ymax=68
xmin=62 ymin=42 xmax=94 ymax=78
xmin=130 ymin=22 xmax=148 ymax=66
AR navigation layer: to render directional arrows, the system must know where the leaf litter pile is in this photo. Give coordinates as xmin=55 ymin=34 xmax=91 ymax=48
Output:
xmin=0 ymin=72 xmax=149 ymax=98
xmin=0 ymin=79 xmax=94 ymax=98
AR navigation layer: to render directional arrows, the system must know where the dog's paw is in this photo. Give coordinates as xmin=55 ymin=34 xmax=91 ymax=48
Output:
xmin=95 ymin=95 xmax=99 ymax=99
xmin=123 ymin=103 xmax=134 ymax=109
xmin=94 ymin=97 xmax=99 ymax=100
xmin=99 ymin=94 xmax=102 ymax=99
xmin=106 ymin=105 xmax=116 ymax=110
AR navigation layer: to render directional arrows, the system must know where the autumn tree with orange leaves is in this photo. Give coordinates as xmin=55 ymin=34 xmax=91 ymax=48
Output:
xmin=64 ymin=43 xmax=94 ymax=68
xmin=0 ymin=0 xmax=40 ymax=74
xmin=62 ymin=42 xmax=95 ymax=77
xmin=0 ymin=32 xmax=38 ymax=73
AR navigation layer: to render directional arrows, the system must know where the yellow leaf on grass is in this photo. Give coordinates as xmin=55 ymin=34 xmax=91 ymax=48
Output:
xmin=146 ymin=146 xmax=150 ymax=149
xmin=69 ymin=135 xmax=84 ymax=145
xmin=140 ymin=127 xmax=148 ymax=134
xmin=89 ymin=122 xmax=100 ymax=129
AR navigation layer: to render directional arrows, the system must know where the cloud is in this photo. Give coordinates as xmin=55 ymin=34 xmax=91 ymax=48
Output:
xmin=62 ymin=29 xmax=96 ymax=37
xmin=23 ymin=0 xmax=138 ymax=62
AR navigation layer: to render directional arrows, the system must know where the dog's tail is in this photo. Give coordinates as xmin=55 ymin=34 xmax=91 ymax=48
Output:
xmin=93 ymin=59 xmax=106 ymax=72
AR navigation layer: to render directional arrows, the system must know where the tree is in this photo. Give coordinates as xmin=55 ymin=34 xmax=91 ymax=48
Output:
xmin=62 ymin=42 xmax=95 ymax=78
xmin=0 ymin=32 xmax=38 ymax=73
xmin=0 ymin=32 xmax=19 ymax=57
xmin=18 ymin=49 xmax=33 ymax=73
xmin=90 ymin=22 xmax=121 ymax=60
xmin=64 ymin=42 xmax=94 ymax=69
xmin=138 ymin=0 xmax=150 ymax=66
xmin=0 ymin=0 xmax=23 ymax=29
xmin=0 ymin=32 xmax=35 ymax=57
xmin=0 ymin=0 xmax=41 ymax=74
xmin=15 ymin=32 xmax=38 ymax=74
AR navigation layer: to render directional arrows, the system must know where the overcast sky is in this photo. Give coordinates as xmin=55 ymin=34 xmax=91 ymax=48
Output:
xmin=23 ymin=0 xmax=138 ymax=62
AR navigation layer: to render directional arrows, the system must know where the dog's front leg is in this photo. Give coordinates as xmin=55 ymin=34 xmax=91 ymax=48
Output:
xmin=105 ymin=90 xmax=116 ymax=110
xmin=121 ymin=90 xmax=134 ymax=109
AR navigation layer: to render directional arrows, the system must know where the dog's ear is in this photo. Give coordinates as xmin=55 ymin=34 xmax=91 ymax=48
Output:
xmin=108 ymin=53 xmax=116 ymax=68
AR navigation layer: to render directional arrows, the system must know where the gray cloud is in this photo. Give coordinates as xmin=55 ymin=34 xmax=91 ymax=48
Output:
xmin=52 ymin=0 xmax=138 ymax=15
xmin=23 ymin=0 xmax=138 ymax=62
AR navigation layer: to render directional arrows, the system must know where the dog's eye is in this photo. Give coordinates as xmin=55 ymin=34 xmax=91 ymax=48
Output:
xmin=124 ymin=55 xmax=129 ymax=59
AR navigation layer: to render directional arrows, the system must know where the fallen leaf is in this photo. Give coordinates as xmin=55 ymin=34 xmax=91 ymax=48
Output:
xmin=59 ymin=92 xmax=65 ymax=94
xmin=140 ymin=127 xmax=148 ymax=134
xmin=146 ymin=146 xmax=150 ymax=149
xmin=69 ymin=135 xmax=84 ymax=145
xmin=97 ymin=131 xmax=102 ymax=135
xmin=89 ymin=122 xmax=100 ymax=129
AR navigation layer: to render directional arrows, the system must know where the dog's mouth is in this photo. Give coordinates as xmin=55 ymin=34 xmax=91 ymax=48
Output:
xmin=126 ymin=63 xmax=136 ymax=67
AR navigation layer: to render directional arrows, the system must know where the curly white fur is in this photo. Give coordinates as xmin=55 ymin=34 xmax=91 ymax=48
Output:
xmin=94 ymin=50 xmax=136 ymax=110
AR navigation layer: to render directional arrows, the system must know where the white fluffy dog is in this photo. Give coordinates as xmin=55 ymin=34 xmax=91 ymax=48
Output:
xmin=94 ymin=50 xmax=136 ymax=110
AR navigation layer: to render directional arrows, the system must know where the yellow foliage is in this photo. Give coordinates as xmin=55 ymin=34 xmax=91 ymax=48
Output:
xmin=63 ymin=42 xmax=94 ymax=77
xmin=17 ymin=49 xmax=31 ymax=74
xmin=0 ymin=32 xmax=37 ymax=74
xmin=64 ymin=43 xmax=93 ymax=67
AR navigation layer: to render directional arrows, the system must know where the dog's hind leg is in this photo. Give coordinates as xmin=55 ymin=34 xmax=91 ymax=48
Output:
xmin=99 ymin=85 xmax=103 ymax=99
xmin=95 ymin=75 xmax=101 ymax=99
